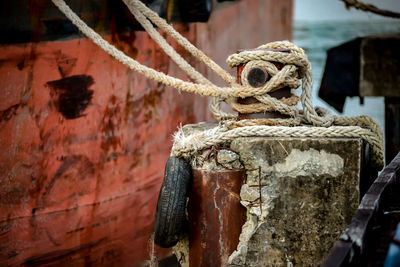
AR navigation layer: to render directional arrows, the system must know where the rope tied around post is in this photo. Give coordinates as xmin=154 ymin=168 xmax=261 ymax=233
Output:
xmin=51 ymin=0 xmax=384 ymax=169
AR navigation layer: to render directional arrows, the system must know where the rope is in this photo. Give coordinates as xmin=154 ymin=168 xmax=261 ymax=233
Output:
xmin=51 ymin=0 xmax=384 ymax=168
xmin=171 ymin=123 xmax=384 ymax=168
xmin=340 ymin=0 xmax=400 ymax=19
xmin=123 ymin=0 xmax=236 ymax=85
xmin=122 ymin=0 xmax=236 ymax=120
xmin=51 ymin=0 xmax=241 ymax=120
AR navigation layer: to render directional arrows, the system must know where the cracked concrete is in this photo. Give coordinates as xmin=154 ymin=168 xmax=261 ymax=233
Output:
xmin=174 ymin=124 xmax=363 ymax=266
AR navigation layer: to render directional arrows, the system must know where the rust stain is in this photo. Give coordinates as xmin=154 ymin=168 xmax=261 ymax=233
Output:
xmin=0 ymin=104 xmax=20 ymax=124
xmin=27 ymin=0 xmax=45 ymax=43
xmin=45 ymin=228 xmax=61 ymax=246
xmin=129 ymin=146 xmax=143 ymax=170
xmin=144 ymin=86 xmax=165 ymax=121
xmin=124 ymin=88 xmax=134 ymax=120
xmin=189 ymin=169 xmax=246 ymax=267
xmin=7 ymin=250 xmax=18 ymax=259
xmin=100 ymin=95 xmax=122 ymax=153
xmin=54 ymin=51 xmax=78 ymax=78
xmin=46 ymin=75 xmax=94 ymax=119
xmin=22 ymin=238 xmax=107 ymax=266
xmin=110 ymin=13 xmax=138 ymax=60
xmin=0 ymin=183 xmax=27 ymax=205
xmin=91 ymin=216 xmax=118 ymax=229
xmin=125 ymin=84 xmax=165 ymax=123
xmin=143 ymin=86 xmax=165 ymax=109
xmin=100 ymin=249 xmax=120 ymax=265
xmin=66 ymin=227 xmax=85 ymax=236
xmin=37 ymin=155 xmax=95 ymax=208
xmin=16 ymin=60 xmax=25 ymax=71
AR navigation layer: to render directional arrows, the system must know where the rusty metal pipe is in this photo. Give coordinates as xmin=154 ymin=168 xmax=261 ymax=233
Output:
xmin=188 ymin=169 xmax=246 ymax=267
xmin=236 ymin=48 xmax=293 ymax=120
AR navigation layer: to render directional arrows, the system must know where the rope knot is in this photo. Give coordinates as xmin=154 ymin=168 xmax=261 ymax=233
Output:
xmin=225 ymin=41 xmax=314 ymax=126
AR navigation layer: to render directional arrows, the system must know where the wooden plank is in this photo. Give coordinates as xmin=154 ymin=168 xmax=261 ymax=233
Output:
xmin=385 ymin=97 xmax=400 ymax=163
xmin=360 ymin=35 xmax=400 ymax=97
xmin=322 ymin=152 xmax=400 ymax=266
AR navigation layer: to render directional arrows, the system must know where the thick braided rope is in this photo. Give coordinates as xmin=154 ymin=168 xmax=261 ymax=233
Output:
xmin=171 ymin=124 xmax=384 ymax=168
xmin=124 ymin=0 xmax=211 ymax=86
xmin=231 ymin=60 xmax=300 ymax=115
xmin=227 ymin=42 xmax=333 ymax=127
xmin=123 ymin=0 xmax=236 ymax=85
xmin=122 ymin=0 xmax=236 ymax=120
xmin=51 ymin=0 xmax=256 ymax=110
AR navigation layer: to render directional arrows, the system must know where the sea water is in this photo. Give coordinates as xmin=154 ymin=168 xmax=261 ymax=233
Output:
xmin=293 ymin=20 xmax=400 ymax=136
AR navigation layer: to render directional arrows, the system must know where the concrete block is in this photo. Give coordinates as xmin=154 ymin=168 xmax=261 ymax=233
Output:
xmin=177 ymin=123 xmax=368 ymax=266
xmin=229 ymin=137 xmax=362 ymax=266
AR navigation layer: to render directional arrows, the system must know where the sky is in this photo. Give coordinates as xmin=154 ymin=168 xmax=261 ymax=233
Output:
xmin=294 ymin=0 xmax=400 ymax=21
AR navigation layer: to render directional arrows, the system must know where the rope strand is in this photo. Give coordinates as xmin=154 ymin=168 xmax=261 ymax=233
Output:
xmin=340 ymin=0 xmax=400 ymax=19
xmin=123 ymin=0 xmax=236 ymax=85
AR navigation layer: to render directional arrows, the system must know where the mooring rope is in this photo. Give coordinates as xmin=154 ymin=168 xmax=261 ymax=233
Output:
xmin=171 ymin=124 xmax=383 ymax=168
xmin=51 ymin=0 xmax=384 ymax=168
xmin=340 ymin=0 xmax=400 ymax=19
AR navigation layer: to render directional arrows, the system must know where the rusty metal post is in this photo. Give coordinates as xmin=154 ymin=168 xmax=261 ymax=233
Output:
xmin=188 ymin=169 xmax=246 ymax=267
xmin=236 ymin=48 xmax=292 ymax=120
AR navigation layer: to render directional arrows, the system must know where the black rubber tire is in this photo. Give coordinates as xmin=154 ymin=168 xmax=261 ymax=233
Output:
xmin=154 ymin=157 xmax=192 ymax=248
xmin=179 ymin=0 xmax=213 ymax=22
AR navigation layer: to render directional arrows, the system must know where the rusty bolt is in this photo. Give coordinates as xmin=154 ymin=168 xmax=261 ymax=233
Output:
xmin=247 ymin=67 xmax=269 ymax=87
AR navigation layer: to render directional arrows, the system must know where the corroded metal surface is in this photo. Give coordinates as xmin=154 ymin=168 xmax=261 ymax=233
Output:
xmin=235 ymin=49 xmax=292 ymax=120
xmin=0 ymin=31 xmax=207 ymax=266
xmin=189 ymin=169 xmax=246 ymax=267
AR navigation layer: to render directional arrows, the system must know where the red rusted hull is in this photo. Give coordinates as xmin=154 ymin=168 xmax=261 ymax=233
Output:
xmin=0 ymin=0 xmax=293 ymax=266
xmin=0 ymin=33 xmax=206 ymax=266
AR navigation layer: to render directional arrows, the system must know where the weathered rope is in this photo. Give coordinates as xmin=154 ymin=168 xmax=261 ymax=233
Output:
xmin=227 ymin=41 xmax=333 ymax=127
xmin=123 ymin=0 xmax=236 ymax=85
xmin=171 ymin=123 xmax=383 ymax=168
xmin=122 ymin=0 xmax=236 ymax=120
xmin=51 ymin=0 xmax=242 ymax=120
xmin=51 ymin=0 xmax=384 ymax=168
xmin=340 ymin=0 xmax=400 ymax=19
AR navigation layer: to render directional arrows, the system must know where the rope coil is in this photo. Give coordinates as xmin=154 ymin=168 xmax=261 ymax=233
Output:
xmin=51 ymin=0 xmax=384 ymax=168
